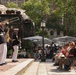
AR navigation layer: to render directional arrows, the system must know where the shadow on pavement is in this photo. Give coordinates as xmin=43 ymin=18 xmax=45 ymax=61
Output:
xmin=50 ymin=68 xmax=70 ymax=73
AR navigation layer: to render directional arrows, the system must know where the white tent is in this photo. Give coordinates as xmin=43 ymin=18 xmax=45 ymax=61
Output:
xmin=23 ymin=36 xmax=42 ymax=40
xmin=23 ymin=36 xmax=52 ymax=46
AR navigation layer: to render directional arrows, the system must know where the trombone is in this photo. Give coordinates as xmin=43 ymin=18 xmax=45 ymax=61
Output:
xmin=7 ymin=17 xmax=20 ymax=24
xmin=0 ymin=17 xmax=20 ymax=26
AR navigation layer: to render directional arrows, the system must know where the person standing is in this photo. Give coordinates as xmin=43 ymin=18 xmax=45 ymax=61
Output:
xmin=12 ymin=34 xmax=20 ymax=62
xmin=0 ymin=24 xmax=7 ymax=65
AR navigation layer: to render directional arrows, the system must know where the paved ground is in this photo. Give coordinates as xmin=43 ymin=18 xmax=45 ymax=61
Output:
xmin=0 ymin=58 xmax=26 ymax=72
xmin=22 ymin=59 xmax=76 ymax=75
xmin=45 ymin=59 xmax=76 ymax=75
xmin=0 ymin=59 xmax=76 ymax=75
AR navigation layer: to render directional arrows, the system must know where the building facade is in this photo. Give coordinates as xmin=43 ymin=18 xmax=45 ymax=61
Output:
xmin=45 ymin=28 xmax=64 ymax=39
xmin=0 ymin=0 xmax=27 ymax=7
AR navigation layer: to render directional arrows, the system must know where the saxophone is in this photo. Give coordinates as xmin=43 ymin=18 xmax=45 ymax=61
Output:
xmin=5 ymin=27 xmax=11 ymax=43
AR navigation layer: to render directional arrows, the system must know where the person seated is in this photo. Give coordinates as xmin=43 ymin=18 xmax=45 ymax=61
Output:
xmin=66 ymin=41 xmax=76 ymax=70
xmin=34 ymin=50 xmax=40 ymax=60
xmin=53 ymin=47 xmax=63 ymax=66
xmin=20 ymin=49 xmax=26 ymax=58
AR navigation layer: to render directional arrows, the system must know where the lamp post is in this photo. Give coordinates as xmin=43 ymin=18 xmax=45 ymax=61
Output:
xmin=41 ymin=20 xmax=46 ymax=62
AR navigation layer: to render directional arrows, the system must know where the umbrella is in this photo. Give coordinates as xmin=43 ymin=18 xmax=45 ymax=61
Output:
xmin=52 ymin=36 xmax=76 ymax=46
xmin=23 ymin=36 xmax=52 ymax=46
xmin=23 ymin=36 xmax=42 ymax=40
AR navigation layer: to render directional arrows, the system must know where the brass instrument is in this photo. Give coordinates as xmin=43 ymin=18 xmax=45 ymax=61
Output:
xmin=5 ymin=27 xmax=11 ymax=42
xmin=0 ymin=17 xmax=20 ymax=26
xmin=7 ymin=17 xmax=19 ymax=24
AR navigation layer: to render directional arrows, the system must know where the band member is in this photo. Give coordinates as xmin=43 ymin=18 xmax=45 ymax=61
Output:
xmin=12 ymin=33 xmax=20 ymax=62
xmin=0 ymin=23 xmax=7 ymax=65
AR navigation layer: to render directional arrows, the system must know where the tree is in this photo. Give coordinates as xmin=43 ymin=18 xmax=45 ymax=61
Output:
xmin=46 ymin=13 xmax=63 ymax=31
xmin=7 ymin=2 xmax=18 ymax=8
xmin=21 ymin=0 xmax=50 ymax=25
xmin=21 ymin=0 xmax=76 ymax=37
xmin=53 ymin=0 xmax=76 ymax=36
xmin=36 ymin=28 xmax=50 ymax=38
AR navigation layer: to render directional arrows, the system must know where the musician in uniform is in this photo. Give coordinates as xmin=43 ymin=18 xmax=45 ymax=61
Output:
xmin=12 ymin=32 xmax=20 ymax=62
xmin=0 ymin=22 xmax=7 ymax=66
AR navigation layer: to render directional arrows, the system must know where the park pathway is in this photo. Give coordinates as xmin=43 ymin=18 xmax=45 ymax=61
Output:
xmin=22 ymin=59 xmax=76 ymax=75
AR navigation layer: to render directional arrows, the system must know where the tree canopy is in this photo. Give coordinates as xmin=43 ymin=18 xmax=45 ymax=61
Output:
xmin=4 ymin=0 xmax=74 ymax=36
xmin=6 ymin=2 xmax=18 ymax=8
xmin=52 ymin=0 xmax=76 ymax=36
xmin=21 ymin=0 xmax=50 ymax=24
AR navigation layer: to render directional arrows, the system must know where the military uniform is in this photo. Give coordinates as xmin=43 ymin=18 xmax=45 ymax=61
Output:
xmin=0 ymin=26 xmax=7 ymax=65
xmin=12 ymin=35 xmax=20 ymax=62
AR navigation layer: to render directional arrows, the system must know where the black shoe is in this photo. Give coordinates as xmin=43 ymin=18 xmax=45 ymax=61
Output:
xmin=0 ymin=64 xmax=3 ymax=66
xmin=12 ymin=60 xmax=18 ymax=62
xmin=3 ymin=62 xmax=7 ymax=65
xmin=53 ymin=63 xmax=59 ymax=66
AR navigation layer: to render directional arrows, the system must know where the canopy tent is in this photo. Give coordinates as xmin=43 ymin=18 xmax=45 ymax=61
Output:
xmin=52 ymin=36 xmax=76 ymax=46
xmin=23 ymin=36 xmax=52 ymax=46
